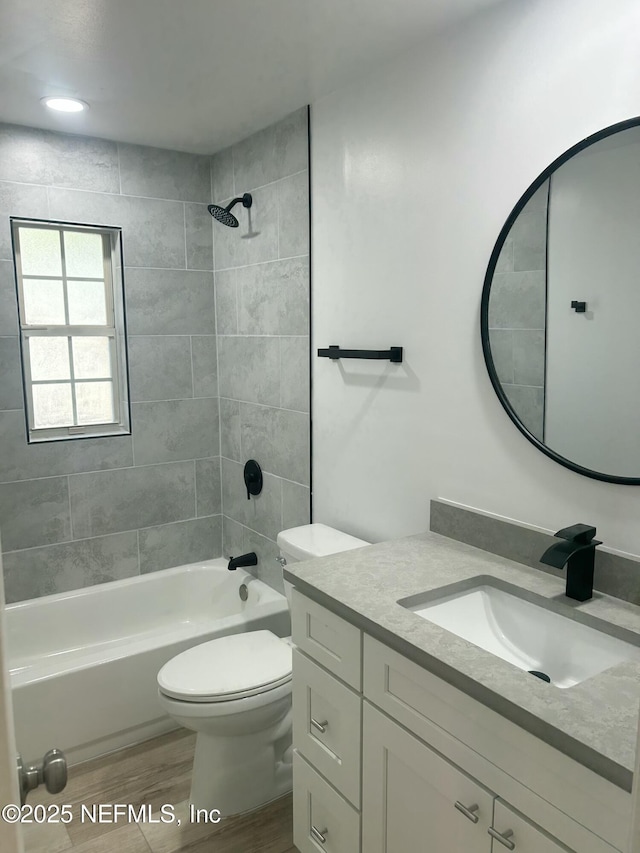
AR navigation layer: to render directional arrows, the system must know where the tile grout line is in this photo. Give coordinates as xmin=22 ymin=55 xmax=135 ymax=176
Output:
xmin=194 ymin=458 xmax=199 ymax=519
xmin=183 ymin=202 xmax=188 ymax=270
xmin=67 ymin=474 xmax=74 ymax=541
xmin=116 ymin=143 xmax=123 ymax=195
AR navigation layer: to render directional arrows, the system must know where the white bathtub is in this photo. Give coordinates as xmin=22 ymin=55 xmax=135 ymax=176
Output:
xmin=5 ymin=559 xmax=290 ymax=765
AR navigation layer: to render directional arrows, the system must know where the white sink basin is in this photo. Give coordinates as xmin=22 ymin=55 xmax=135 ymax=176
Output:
xmin=399 ymin=579 xmax=640 ymax=688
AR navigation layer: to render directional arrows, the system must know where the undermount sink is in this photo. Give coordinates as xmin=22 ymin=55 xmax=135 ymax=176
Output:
xmin=399 ymin=577 xmax=640 ymax=688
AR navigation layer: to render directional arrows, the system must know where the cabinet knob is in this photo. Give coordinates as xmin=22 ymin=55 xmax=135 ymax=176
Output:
xmin=488 ymin=827 xmax=516 ymax=850
xmin=311 ymin=825 xmax=328 ymax=844
xmin=311 ymin=718 xmax=328 ymax=734
xmin=454 ymin=801 xmax=479 ymax=823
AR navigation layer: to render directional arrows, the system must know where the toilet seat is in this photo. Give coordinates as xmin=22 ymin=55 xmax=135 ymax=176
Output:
xmin=157 ymin=630 xmax=292 ymax=703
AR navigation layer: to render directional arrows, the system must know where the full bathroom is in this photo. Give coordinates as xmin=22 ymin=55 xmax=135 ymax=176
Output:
xmin=2 ymin=1 xmax=640 ymax=853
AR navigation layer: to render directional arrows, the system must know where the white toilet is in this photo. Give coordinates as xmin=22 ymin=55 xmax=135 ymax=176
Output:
xmin=157 ymin=523 xmax=369 ymax=816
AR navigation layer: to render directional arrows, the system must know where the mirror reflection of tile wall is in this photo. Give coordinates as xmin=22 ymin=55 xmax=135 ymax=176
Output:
xmin=488 ymin=180 xmax=549 ymax=440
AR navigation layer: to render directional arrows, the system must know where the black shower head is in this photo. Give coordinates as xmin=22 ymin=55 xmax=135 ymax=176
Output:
xmin=208 ymin=193 xmax=253 ymax=227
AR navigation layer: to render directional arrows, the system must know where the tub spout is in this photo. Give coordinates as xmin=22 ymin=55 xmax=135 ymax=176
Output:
xmin=227 ymin=552 xmax=258 ymax=571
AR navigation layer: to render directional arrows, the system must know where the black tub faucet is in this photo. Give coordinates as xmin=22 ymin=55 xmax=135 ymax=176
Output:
xmin=227 ymin=552 xmax=258 ymax=571
xmin=539 ymin=524 xmax=602 ymax=601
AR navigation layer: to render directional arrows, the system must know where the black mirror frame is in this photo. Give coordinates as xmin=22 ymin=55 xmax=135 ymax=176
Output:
xmin=480 ymin=116 xmax=640 ymax=485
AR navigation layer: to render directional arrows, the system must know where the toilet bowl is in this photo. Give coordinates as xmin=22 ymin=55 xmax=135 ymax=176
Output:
xmin=157 ymin=523 xmax=369 ymax=816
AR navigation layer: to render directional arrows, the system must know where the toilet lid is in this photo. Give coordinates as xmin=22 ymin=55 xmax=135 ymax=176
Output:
xmin=157 ymin=630 xmax=292 ymax=702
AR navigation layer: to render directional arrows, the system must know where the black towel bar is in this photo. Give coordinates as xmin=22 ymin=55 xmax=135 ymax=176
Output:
xmin=317 ymin=345 xmax=403 ymax=363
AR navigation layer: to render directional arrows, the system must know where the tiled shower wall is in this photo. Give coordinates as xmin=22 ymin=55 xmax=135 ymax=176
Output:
xmin=0 ymin=123 xmax=221 ymax=602
xmin=212 ymin=108 xmax=311 ymax=592
xmin=488 ymin=180 xmax=549 ymax=440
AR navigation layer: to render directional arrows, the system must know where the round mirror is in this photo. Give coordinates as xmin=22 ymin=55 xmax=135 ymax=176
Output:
xmin=481 ymin=118 xmax=640 ymax=484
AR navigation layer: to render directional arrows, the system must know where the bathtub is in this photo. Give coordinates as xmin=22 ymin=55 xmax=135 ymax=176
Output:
xmin=5 ymin=559 xmax=290 ymax=765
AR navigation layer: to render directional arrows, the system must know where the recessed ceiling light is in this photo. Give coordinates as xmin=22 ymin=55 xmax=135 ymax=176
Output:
xmin=41 ymin=97 xmax=88 ymax=113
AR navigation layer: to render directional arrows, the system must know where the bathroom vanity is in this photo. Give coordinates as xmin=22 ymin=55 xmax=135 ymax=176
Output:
xmin=285 ymin=532 xmax=640 ymax=852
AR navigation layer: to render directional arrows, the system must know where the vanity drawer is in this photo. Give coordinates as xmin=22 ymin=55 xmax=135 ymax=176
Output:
xmin=293 ymin=751 xmax=360 ymax=853
xmin=293 ymin=648 xmax=361 ymax=807
xmin=363 ymin=634 xmax=629 ymax=853
xmin=291 ymin=590 xmax=362 ymax=689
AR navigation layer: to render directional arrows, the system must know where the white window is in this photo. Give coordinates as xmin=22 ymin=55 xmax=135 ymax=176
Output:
xmin=11 ymin=219 xmax=131 ymax=442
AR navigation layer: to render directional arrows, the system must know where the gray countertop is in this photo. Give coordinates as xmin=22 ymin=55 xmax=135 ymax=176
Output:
xmin=283 ymin=530 xmax=640 ymax=791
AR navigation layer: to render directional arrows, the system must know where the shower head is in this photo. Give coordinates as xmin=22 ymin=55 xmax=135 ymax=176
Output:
xmin=208 ymin=193 xmax=253 ymax=227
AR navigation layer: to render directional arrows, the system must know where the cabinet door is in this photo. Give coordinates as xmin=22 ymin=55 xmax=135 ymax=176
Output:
xmin=491 ymin=800 xmax=573 ymax=853
xmin=363 ymin=702 xmax=494 ymax=853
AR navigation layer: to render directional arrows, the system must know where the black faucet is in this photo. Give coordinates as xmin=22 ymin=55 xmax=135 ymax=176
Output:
xmin=227 ymin=552 xmax=258 ymax=571
xmin=539 ymin=524 xmax=602 ymax=601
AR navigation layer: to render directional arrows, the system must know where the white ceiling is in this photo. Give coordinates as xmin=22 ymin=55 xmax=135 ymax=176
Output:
xmin=0 ymin=0 xmax=502 ymax=154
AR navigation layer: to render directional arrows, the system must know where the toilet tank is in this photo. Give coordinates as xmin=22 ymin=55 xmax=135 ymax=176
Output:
xmin=277 ymin=523 xmax=369 ymax=564
xmin=277 ymin=523 xmax=369 ymax=605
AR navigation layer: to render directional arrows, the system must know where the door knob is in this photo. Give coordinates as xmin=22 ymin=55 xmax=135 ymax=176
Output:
xmin=17 ymin=748 xmax=68 ymax=805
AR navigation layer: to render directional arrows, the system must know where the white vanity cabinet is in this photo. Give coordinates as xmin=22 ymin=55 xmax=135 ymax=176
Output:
xmin=362 ymin=703 xmax=567 ymax=853
xmin=363 ymin=702 xmax=494 ymax=852
xmin=290 ymin=590 xmax=629 ymax=853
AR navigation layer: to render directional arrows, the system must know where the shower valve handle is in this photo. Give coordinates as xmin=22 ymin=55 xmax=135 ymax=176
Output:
xmin=244 ymin=459 xmax=263 ymax=500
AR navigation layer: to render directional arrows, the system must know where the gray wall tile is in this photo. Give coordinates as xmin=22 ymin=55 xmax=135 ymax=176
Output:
xmin=488 ymin=329 xmax=514 ymax=385
xmin=215 ymin=269 xmax=238 ymax=334
xmin=512 ymin=210 xmax=547 ymax=271
xmin=0 ymin=477 xmax=71 ymax=551
xmin=237 ymin=257 xmax=309 ymax=336
xmin=242 ymin=527 xmax=284 ymax=594
xmin=278 ymin=171 xmax=309 ymax=259
xmin=2 ymin=532 xmax=139 ymax=604
xmin=0 ymin=410 xmax=134 ymax=482
xmin=125 ymin=269 xmax=216 ymax=335
xmin=0 ymin=124 xmax=120 ymax=193
xmin=222 ymin=515 xmax=244 ymax=559
xmin=0 ymin=182 xmax=49 ymax=260
xmin=118 ymin=143 xmax=210 ymax=203
xmin=214 ymin=183 xmax=278 ymax=270
xmin=221 ymin=457 xmax=283 ymax=541
xmin=503 ymin=384 xmax=544 ymax=440
xmin=282 ymin=480 xmax=311 ymax=530
xmin=0 ymin=123 xmax=226 ymax=601
xmin=488 ymin=271 xmax=546 ymax=329
xmin=139 ymin=516 xmax=222 ymax=574
xmin=196 ymin=457 xmax=222 ymax=517
xmin=132 ymin=398 xmax=219 ymax=465
xmin=218 ymin=336 xmax=280 ymax=405
xmin=185 ymin=203 xmax=213 ymax=270
xmin=240 ymin=402 xmax=309 ymax=485
xmin=495 ymin=238 xmax=514 ymax=274
xmin=513 ymin=329 xmax=545 ymax=386
xmin=128 ymin=336 xmax=193 ymax=402
xmin=192 ymin=336 xmax=218 ymax=397
xmin=281 ymin=337 xmax=309 ymax=412
xmin=0 ymin=337 xmax=23 ymax=410
xmin=232 ymin=108 xmax=308 ymax=191
xmin=211 ymin=147 xmax=234 ymax=202
xmin=219 ymin=397 xmax=241 ymax=461
xmin=69 ymin=461 xmax=195 ymax=538
xmin=0 ymin=261 xmax=19 ymax=334
xmin=48 ymin=189 xmax=186 ymax=269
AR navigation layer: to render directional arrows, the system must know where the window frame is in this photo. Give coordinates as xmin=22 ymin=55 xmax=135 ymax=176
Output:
xmin=11 ymin=217 xmax=131 ymax=443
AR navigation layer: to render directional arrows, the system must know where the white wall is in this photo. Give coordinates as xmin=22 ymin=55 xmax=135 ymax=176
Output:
xmin=311 ymin=0 xmax=640 ymax=554
xmin=546 ymin=127 xmax=640 ymax=476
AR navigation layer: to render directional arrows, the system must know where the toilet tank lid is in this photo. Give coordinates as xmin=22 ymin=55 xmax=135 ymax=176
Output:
xmin=277 ymin=523 xmax=369 ymax=561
